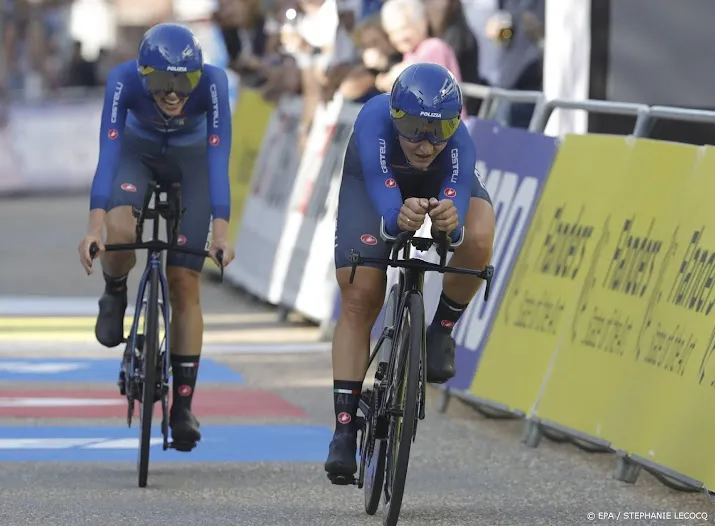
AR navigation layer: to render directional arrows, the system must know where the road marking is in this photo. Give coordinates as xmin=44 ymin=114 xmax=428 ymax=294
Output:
xmin=0 ymin=397 xmax=125 ymax=408
xmin=85 ymin=438 xmax=164 ymax=449
xmin=0 ymin=439 xmax=104 ymax=449
xmin=0 ymin=362 xmax=89 ymax=374
xmin=0 ymin=341 xmax=331 ymax=356
xmin=0 ymin=327 xmax=322 ymax=344
xmin=0 ymin=312 xmax=283 ymax=328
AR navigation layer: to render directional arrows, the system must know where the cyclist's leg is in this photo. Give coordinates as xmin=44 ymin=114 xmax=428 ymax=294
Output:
xmin=162 ymin=141 xmax=211 ymax=445
xmin=326 ymin=143 xmax=392 ymax=478
xmin=426 ymin=173 xmax=495 ymax=383
xmin=96 ymin=133 xmax=155 ymax=348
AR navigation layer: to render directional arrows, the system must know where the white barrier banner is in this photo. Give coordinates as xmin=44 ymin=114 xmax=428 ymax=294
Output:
xmin=0 ymin=97 xmax=103 ymax=194
xmin=224 ymin=96 xmax=303 ymax=298
xmin=279 ymin=100 xmax=360 ymax=323
xmin=267 ymin=96 xmax=343 ymax=305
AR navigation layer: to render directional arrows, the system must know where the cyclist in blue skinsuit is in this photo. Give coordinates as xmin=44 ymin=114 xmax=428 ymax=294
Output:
xmin=325 ymin=63 xmax=495 ymax=479
xmin=78 ymin=23 xmax=236 ymax=448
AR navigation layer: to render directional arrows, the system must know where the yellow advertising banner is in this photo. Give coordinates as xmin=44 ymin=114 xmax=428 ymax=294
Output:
xmin=534 ymin=139 xmax=699 ymax=441
xmin=607 ymin=145 xmax=715 ymax=487
xmin=228 ymin=89 xmax=275 ymax=241
xmin=469 ymin=134 xmax=632 ymax=413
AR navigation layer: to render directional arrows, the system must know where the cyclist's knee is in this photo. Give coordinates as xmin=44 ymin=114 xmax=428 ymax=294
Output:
xmin=105 ymin=206 xmax=136 ymax=244
xmin=336 ymin=267 xmax=385 ymax=327
xmin=167 ymin=267 xmax=201 ymax=312
xmin=458 ymin=198 xmax=495 ymax=266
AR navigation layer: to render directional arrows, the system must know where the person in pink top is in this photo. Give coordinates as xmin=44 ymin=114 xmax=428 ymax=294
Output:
xmin=376 ymin=0 xmax=468 ymax=120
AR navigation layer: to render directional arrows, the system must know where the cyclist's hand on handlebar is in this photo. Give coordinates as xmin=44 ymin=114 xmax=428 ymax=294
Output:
xmin=78 ymin=233 xmax=104 ymax=275
xmin=209 ymin=238 xmax=235 ymax=268
xmin=428 ymin=199 xmax=459 ymax=233
xmin=398 ymin=197 xmax=429 ymax=232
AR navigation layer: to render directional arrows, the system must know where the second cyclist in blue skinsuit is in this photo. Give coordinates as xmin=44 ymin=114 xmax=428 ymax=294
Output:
xmin=78 ymin=23 xmax=236 ymax=449
xmin=325 ymin=63 xmax=496 ymax=480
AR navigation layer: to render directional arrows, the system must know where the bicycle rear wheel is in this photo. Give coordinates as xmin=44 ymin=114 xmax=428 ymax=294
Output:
xmin=138 ymin=265 xmax=160 ymax=488
xmin=383 ymin=292 xmax=424 ymax=526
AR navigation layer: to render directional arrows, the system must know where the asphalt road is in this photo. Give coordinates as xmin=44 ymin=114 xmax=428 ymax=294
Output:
xmin=0 ymin=195 xmax=712 ymax=526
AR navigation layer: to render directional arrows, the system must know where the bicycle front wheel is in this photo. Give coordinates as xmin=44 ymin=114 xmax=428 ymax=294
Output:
xmin=383 ymin=292 xmax=424 ymax=526
xmin=138 ymin=265 xmax=160 ymax=488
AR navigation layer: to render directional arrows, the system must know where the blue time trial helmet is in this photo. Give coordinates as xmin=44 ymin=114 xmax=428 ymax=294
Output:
xmin=136 ymin=23 xmax=204 ymax=97
xmin=389 ymin=62 xmax=463 ymax=144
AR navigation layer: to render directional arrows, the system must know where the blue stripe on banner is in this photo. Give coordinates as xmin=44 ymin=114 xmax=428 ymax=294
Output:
xmin=0 ymin=358 xmax=244 ymax=383
xmin=0 ymin=425 xmax=332 ymax=462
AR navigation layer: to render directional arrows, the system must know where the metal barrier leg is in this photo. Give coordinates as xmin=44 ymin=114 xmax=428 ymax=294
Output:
xmin=522 ymin=418 xmax=542 ymax=448
xmin=613 ymin=453 xmax=641 ymax=484
xmin=436 ymin=387 xmax=451 ymax=414
xmin=277 ymin=306 xmax=290 ymax=322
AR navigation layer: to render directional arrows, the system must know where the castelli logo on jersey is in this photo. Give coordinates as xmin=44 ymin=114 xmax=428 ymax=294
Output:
xmin=108 ymin=129 xmax=119 ymax=140
xmin=121 ymin=183 xmax=136 ymax=193
xmin=441 ymin=320 xmax=455 ymax=328
xmin=178 ymin=385 xmax=192 ymax=396
xmin=177 ymin=235 xmax=187 ymax=246
xmin=209 ymin=134 xmax=220 ymax=146
xmin=361 ymin=234 xmax=377 ymax=245
xmin=338 ymin=412 xmax=351 ymax=424
xmin=444 ymin=187 xmax=456 ymax=198
xmin=385 ymin=178 xmax=396 ymax=188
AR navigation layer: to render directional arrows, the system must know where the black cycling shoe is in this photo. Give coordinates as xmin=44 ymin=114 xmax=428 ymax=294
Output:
xmin=95 ymin=290 xmax=128 ymax=348
xmin=426 ymin=327 xmax=456 ymax=384
xmin=325 ymin=432 xmax=358 ymax=484
xmin=170 ymin=407 xmax=201 ymax=451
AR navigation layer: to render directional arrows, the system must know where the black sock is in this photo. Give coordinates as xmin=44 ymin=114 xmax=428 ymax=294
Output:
xmin=104 ymin=272 xmax=128 ymax=295
xmin=333 ymin=380 xmax=362 ymax=435
xmin=171 ymin=354 xmax=201 ymax=412
xmin=430 ymin=292 xmax=469 ymax=334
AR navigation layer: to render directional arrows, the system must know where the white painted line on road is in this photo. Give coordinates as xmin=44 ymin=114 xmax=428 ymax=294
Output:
xmin=0 ymin=439 xmax=103 ymax=449
xmin=0 ymin=397 xmax=124 ymax=408
xmin=0 ymin=297 xmax=114 ymax=316
xmin=85 ymin=438 xmax=163 ymax=449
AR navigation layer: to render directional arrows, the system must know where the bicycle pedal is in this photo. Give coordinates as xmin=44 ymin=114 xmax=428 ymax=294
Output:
xmin=327 ymin=473 xmax=357 ymax=486
xmin=169 ymin=440 xmax=196 ymax=452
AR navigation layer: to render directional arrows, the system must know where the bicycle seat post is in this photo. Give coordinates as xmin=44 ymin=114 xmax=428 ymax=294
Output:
xmin=152 ymin=183 xmax=163 ymax=242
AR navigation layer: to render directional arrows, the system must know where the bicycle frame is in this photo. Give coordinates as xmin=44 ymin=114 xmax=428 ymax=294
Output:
xmin=124 ymin=216 xmax=171 ymax=396
xmin=351 ymin=219 xmax=493 ymax=377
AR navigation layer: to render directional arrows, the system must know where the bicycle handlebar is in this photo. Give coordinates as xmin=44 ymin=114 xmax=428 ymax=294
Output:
xmin=348 ymin=228 xmax=495 ymax=302
xmin=89 ymin=241 xmax=225 ymax=283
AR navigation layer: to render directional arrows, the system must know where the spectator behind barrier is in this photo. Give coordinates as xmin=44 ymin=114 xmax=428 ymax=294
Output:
xmin=65 ymin=40 xmax=97 ymax=88
xmin=485 ymin=0 xmax=544 ymax=128
xmin=378 ymin=0 xmax=467 ymax=119
xmin=290 ymin=0 xmax=341 ymax=151
xmin=328 ymin=12 xmax=401 ymax=103
xmin=424 ymin=0 xmax=484 ymax=115
xmin=319 ymin=0 xmax=364 ymax=103
xmin=214 ymin=0 xmax=271 ymax=89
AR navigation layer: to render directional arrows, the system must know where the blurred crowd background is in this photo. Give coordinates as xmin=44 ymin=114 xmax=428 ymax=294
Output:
xmin=0 ymin=0 xmax=545 ymax=147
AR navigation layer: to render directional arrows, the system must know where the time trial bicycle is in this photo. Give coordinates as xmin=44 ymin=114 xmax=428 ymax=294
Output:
xmin=330 ymin=218 xmax=493 ymax=526
xmin=89 ymin=174 xmax=224 ymax=488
